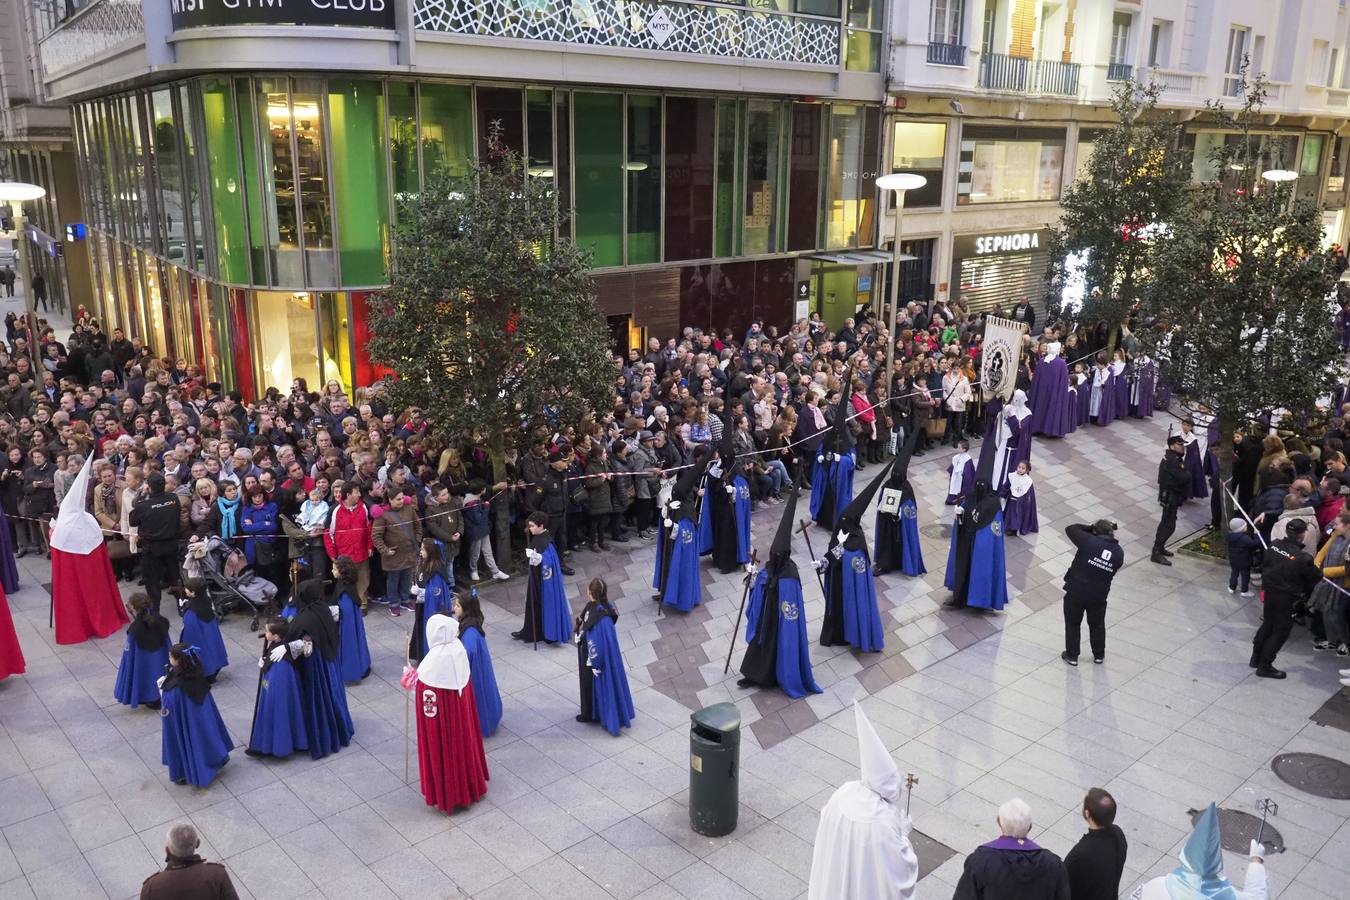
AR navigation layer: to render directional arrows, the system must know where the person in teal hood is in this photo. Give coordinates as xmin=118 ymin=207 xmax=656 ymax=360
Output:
xmin=1130 ymin=803 xmax=1268 ymax=900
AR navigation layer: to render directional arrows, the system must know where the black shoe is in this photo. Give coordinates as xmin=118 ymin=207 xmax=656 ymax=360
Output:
xmin=14 ymin=549 xmax=25 ymax=559
xmin=611 ymin=535 xmax=630 ymax=543
xmin=735 ymin=677 xmax=754 ymax=688
xmin=1061 ymin=652 xmax=1078 ymax=667
xmin=510 ymin=630 xmax=525 ymax=640
xmin=561 ymin=565 xmax=575 ymax=576
xmin=1151 ymin=553 xmax=1172 ymax=566
xmin=597 ymin=541 xmax=610 ymax=551
xmin=1161 ymin=548 xmax=1175 ymax=557
xmin=942 ymin=597 xmax=965 ymax=609
xmin=1093 ymin=656 xmax=1104 ymax=665
xmin=1249 ymin=652 xmax=1260 ymax=669
xmin=1256 ymin=666 xmax=1287 ymax=679
xmin=575 ymin=714 xmax=589 ymax=723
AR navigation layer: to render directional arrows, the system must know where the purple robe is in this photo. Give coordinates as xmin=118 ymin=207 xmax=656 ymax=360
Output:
xmin=946 ymin=456 xmax=975 ymax=506
xmin=1112 ymin=364 xmax=1130 ymax=416
xmin=1131 ymin=360 xmax=1155 ymax=418
xmin=1091 ymin=367 xmax=1117 ymax=426
xmin=1074 ymin=375 xmax=1092 ymax=427
xmin=1183 ymin=436 xmax=1207 ymax=499
xmin=1002 ymin=477 xmax=1038 ymax=535
xmin=1029 ymin=356 xmax=1072 ymax=438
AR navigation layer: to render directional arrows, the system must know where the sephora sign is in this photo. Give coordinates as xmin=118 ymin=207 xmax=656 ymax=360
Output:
xmin=170 ymin=0 xmax=395 ymax=30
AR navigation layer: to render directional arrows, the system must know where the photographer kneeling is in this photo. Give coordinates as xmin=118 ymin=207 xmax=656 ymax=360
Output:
xmin=1062 ymin=519 xmax=1125 ymax=666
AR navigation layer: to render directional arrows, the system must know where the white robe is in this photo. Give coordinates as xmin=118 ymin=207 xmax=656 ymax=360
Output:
xmin=807 ymin=782 xmax=918 ymax=900
xmin=1090 ymin=367 xmax=1109 ymax=416
xmin=948 ymin=452 xmax=971 ymax=497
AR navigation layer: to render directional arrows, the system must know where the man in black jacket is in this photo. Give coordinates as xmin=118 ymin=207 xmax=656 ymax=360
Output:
xmin=1063 ymin=789 xmax=1127 ymax=900
xmin=129 ymin=473 xmax=184 ymax=611
xmin=1153 ymin=435 xmax=1189 ymax=565
xmin=1251 ymin=518 xmax=1322 ymax=678
xmin=1062 ymin=520 xmax=1125 ymax=665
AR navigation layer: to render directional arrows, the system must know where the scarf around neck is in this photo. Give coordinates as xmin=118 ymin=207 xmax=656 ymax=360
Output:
xmin=216 ymin=495 xmax=240 ymax=539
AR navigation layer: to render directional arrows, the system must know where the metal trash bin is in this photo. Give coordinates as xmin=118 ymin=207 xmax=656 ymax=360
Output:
xmin=688 ymin=702 xmax=741 ymax=836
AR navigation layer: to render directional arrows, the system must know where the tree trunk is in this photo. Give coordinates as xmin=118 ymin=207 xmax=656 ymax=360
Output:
xmin=1214 ymin=409 xmax=1236 ymax=531
xmin=488 ymin=432 xmax=514 ymax=574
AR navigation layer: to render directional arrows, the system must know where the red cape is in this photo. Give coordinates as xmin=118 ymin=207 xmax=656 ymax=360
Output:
xmin=415 ymin=678 xmax=489 ymax=813
xmin=52 ymin=544 xmax=127 ymax=645
xmin=0 ymin=583 xmax=24 ymax=680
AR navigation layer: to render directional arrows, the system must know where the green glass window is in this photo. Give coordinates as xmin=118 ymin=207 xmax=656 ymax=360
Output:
xmin=845 ymin=30 xmax=882 ymax=72
xmin=573 ymin=92 xmax=623 ymax=268
xmin=626 ymin=95 xmax=661 ymax=265
xmin=388 ymin=81 xmax=419 ymax=221
xmin=256 ymin=78 xmax=303 ymax=286
xmin=199 ymin=80 xmax=250 ymax=284
xmin=235 ymin=79 xmax=269 ymax=284
xmin=714 ymin=100 xmax=741 ymax=258
xmin=177 ymin=84 xmax=206 ymax=271
xmin=744 ymin=100 xmax=782 ymax=255
xmin=329 ymin=79 xmax=390 ymax=286
xmin=556 ymin=91 xmax=572 ymax=237
xmin=420 ymin=83 xmax=473 ymax=183
xmin=292 ymin=78 xmax=335 ymax=286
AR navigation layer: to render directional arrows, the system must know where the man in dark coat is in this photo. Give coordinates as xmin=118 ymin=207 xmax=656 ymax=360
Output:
xmin=140 ymin=822 xmax=239 ymax=900
xmin=1251 ymin=517 xmax=1321 ymax=679
xmin=953 ymin=798 xmax=1069 ymax=900
xmin=1232 ymin=427 xmax=1264 ymax=510
xmin=1063 ymin=789 xmax=1128 ymax=900
xmin=1152 ymin=435 xmax=1189 ymax=565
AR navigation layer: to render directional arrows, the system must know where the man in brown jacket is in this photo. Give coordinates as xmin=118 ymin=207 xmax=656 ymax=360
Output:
xmin=422 ymin=481 xmax=463 ymax=593
xmin=140 ymin=823 xmax=239 ymax=899
xmin=372 ymin=485 xmax=421 ymax=617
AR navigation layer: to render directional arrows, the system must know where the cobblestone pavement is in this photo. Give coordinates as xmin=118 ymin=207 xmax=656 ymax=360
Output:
xmin=3 ymin=411 xmax=1350 ymax=899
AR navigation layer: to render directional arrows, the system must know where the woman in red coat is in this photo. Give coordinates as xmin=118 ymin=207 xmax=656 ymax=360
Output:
xmin=0 ymin=583 xmax=23 ymax=680
xmin=413 ymin=613 xmax=488 ymax=813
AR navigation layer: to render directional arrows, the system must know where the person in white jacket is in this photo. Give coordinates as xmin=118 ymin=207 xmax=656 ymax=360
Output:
xmin=807 ymin=702 xmax=917 ymax=900
xmin=1130 ymin=803 xmax=1267 ymax=900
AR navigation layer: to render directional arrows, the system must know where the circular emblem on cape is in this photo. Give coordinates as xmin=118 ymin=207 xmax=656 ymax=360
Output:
xmin=902 ymin=504 xmax=918 ymax=519
xmin=991 ymin=520 xmax=1003 ymax=536
xmin=421 ymin=688 xmax=438 ymax=719
xmin=737 ymin=485 xmax=751 ymax=500
xmin=851 ymin=555 xmax=867 ymax=573
xmin=780 ymin=600 xmax=800 ymax=621
xmin=681 ymin=528 xmax=694 ymax=544
xmin=542 ymin=564 xmax=554 ymax=580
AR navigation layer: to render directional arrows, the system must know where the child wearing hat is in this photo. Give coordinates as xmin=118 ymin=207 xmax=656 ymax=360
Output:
xmin=1227 ymin=518 xmax=1262 ymax=597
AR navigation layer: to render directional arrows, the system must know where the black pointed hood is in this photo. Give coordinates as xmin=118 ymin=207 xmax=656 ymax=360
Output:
xmin=888 ymin=426 xmax=922 ymax=488
xmin=767 ymin=482 xmax=800 ymax=581
xmin=670 ymin=446 xmax=712 ymax=519
xmin=837 ymin=457 xmax=895 ymax=532
xmin=718 ymin=400 xmax=736 ymax=464
xmin=826 ymin=373 xmax=854 ymax=454
xmin=972 ymin=426 xmax=996 ymax=499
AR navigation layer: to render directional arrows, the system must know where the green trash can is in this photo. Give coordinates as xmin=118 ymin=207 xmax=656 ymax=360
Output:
xmin=689 ymin=702 xmax=741 ymax=836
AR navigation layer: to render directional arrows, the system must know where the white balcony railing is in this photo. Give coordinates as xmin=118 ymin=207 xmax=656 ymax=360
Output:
xmin=1149 ymin=67 xmax=1202 ymax=95
xmin=413 ymin=0 xmax=842 ymax=67
xmin=36 ymin=0 xmax=144 ymax=77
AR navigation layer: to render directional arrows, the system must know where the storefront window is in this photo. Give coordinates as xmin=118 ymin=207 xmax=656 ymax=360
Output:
xmin=1074 ymin=128 xmax=1106 ymax=184
xmin=389 ymin=81 xmax=419 ymax=221
xmin=574 ymin=92 xmax=624 ymax=267
xmin=1298 ymin=134 xmax=1325 ymax=202
xmin=319 ymin=292 xmax=353 ymax=392
xmin=228 ymin=288 xmax=257 ymax=399
xmin=664 ymin=96 xmax=716 ymax=262
xmin=422 ymin=83 xmax=474 ymax=182
xmin=177 ymin=85 xmax=206 ymax=272
xmin=627 ymin=94 xmax=661 ymax=265
xmin=151 ymin=90 xmax=187 ymax=266
xmin=714 ymin=100 xmax=741 ymax=258
xmin=252 ymin=290 xmax=320 ymax=393
xmin=476 ymin=86 xmax=523 ymax=162
xmin=1326 ymin=136 xmax=1349 ymax=210
xmin=957 ymin=125 xmax=1065 ymax=205
xmin=292 ymin=79 xmax=336 ymax=286
xmin=891 ymin=121 xmax=946 ymax=209
xmin=527 ymin=89 xmax=555 ymax=190
xmin=350 ymin=290 xmax=390 ymax=387
xmin=126 ymin=96 xmax=150 ymax=247
xmin=825 ymin=104 xmax=866 ymax=249
xmin=329 ymin=79 xmax=390 ymax=286
xmin=555 ymin=91 xmax=572 ymax=237
xmin=233 ymin=80 xmax=268 ymax=285
xmin=258 ymin=79 xmax=303 ymax=286
xmin=790 ymin=104 xmax=823 ymax=251
xmin=744 ymin=100 xmax=783 ymax=255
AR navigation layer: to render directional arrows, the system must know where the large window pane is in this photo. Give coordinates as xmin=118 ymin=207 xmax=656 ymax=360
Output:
xmin=714 ymin=99 xmax=741 ymax=258
xmin=252 ymin=290 xmax=319 ymax=392
xmin=1298 ymin=134 xmax=1325 ymax=202
xmin=789 ymin=103 xmax=824 ymax=251
xmin=292 ymin=80 xmax=335 ymax=286
xmin=664 ymin=96 xmax=716 ymax=262
xmin=151 ymin=90 xmax=187 ymax=265
xmin=574 ymin=92 xmax=624 ymax=267
xmin=627 ymin=94 xmax=661 ymax=265
xmin=389 ymin=81 xmax=419 ymax=221
xmin=891 ymin=120 xmax=945 ymax=208
xmin=200 ymin=80 xmax=250 ymax=284
xmin=527 ymin=89 xmax=555 ymax=185
xmin=329 ymin=79 xmax=389 ymax=285
xmin=319 ymin=292 xmax=353 ymax=393
xmin=177 ymin=85 xmax=206 ymax=271
xmin=744 ymin=100 xmax=783 ymax=255
xmin=958 ymin=125 xmax=1064 ymax=205
xmin=555 ymin=91 xmax=572 ymax=237
xmin=422 ymin=83 xmax=474 ymax=181
xmin=258 ymin=79 xmax=303 ymax=286
xmin=475 ymin=86 xmax=522 ymax=163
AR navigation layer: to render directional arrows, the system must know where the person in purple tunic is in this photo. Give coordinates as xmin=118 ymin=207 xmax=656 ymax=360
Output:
xmin=978 ymin=390 xmax=1033 ymax=493
xmin=953 ymin=798 xmax=1069 ymax=898
xmin=1130 ymin=354 xmax=1156 ymax=418
xmin=1090 ymin=356 xmax=1116 ymax=426
xmin=1001 ymin=461 xmax=1039 ymax=536
xmin=1179 ymin=419 xmax=1208 ymax=501
xmin=946 ymin=441 xmax=975 ymax=507
xmin=1110 ymin=350 xmax=1130 ymax=418
xmin=1071 ymin=364 xmax=1091 ymax=430
xmin=1029 ymin=341 xmax=1073 ymax=438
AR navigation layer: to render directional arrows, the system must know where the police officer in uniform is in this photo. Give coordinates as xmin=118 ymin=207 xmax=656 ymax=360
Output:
xmin=529 ymin=450 xmax=575 ymax=576
xmin=1061 ymin=519 xmax=1125 ymax=665
xmin=129 ymin=472 xmax=185 ymax=612
xmin=1251 ymin=518 xmax=1321 ymax=679
xmin=1152 ymin=435 xmax=1189 ymax=565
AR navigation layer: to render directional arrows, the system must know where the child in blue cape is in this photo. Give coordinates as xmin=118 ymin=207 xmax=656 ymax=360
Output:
xmin=575 ymin=578 xmax=634 ymax=736
xmin=455 ymin=589 xmax=503 ymax=737
xmin=246 ymin=617 xmax=309 ymax=759
xmin=114 ymin=592 xmax=170 ymax=710
xmin=176 ymin=579 xmax=228 ymax=680
xmin=330 ymin=556 xmax=371 ymax=682
xmin=160 ymin=643 xmax=234 ymax=788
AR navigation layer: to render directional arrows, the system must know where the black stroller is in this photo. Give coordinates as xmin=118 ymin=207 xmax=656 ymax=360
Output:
xmin=182 ymin=535 xmax=277 ymax=631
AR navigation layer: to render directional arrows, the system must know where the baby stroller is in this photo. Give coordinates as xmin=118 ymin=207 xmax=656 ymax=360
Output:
xmin=182 ymin=536 xmax=277 ymax=631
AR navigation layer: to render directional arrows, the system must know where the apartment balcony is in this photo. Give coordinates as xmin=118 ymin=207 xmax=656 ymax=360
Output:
xmin=36 ymin=0 xmax=144 ymax=78
xmin=1106 ymin=61 xmax=1132 ymax=82
xmin=413 ymin=0 xmax=842 ymax=68
xmin=926 ymin=41 xmax=966 ymax=67
xmin=979 ymin=52 xmax=1080 ymax=97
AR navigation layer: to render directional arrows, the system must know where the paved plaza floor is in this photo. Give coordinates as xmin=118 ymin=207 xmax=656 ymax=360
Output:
xmin=2 ymin=411 xmax=1350 ymax=899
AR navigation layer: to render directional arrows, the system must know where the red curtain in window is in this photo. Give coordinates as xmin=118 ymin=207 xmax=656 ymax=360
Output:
xmin=227 ymin=288 xmax=257 ymax=401
xmin=350 ymin=290 xmax=390 ymax=387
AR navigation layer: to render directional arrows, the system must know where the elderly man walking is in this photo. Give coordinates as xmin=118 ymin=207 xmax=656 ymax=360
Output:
xmin=140 ymin=822 xmax=239 ymax=899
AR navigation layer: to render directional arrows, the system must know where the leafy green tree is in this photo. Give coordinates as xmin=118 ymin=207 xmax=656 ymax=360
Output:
xmin=367 ymin=133 xmax=617 ymax=563
xmin=1047 ymin=80 xmax=1191 ymax=343
xmin=1143 ymin=74 xmax=1339 ymax=504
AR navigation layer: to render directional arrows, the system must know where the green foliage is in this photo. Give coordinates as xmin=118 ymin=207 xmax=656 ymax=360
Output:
xmin=1047 ymin=80 xmax=1191 ymax=329
xmin=366 ymin=133 xmax=616 ymax=451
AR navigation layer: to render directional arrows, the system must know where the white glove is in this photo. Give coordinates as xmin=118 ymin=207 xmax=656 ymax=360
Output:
xmin=668 ymin=500 xmax=681 ymax=511
xmin=526 ymin=548 xmax=542 ymax=566
xmin=258 ymin=656 xmax=265 ymax=669
xmin=814 ymin=558 xmax=829 ymax=573
xmin=410 ymin=584 xmax=424 ymax=599
xmin=1249 ymin=840 xmax=1265 ymax=861
xmin=745 ymin=563 xmax=759 ymax=577
xmin=725 ymin=484 xmax=736 ymax=496
xmin=816 ymin=455 xmax=824 ymax=464
xmin=662 ymin=517 xmax=673 ymax=530
xmin=328 ymin=604 xmax=341 ymax=622
xmin=590 ymin=667 xmax=601 ymax=677
xmin=269 ymin=645 xmax=287 ymax=663
xmin=155 ymin=674 xmax=166 ymax=692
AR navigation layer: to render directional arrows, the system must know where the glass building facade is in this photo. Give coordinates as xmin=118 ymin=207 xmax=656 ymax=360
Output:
xmin=72 ymin=76 xmax=882 ymax=398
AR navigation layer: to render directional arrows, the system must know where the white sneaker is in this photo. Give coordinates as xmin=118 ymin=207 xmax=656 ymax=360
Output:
xmin=1241 ymin=591 xmax=1255 ymax=598
xmin=1229 ymin=586 xmax=1237 ymax=594
xmin=492 ymin=571 xmax=510 ymax=581
xmin=470 ymin=571 xmax=480 ymax=582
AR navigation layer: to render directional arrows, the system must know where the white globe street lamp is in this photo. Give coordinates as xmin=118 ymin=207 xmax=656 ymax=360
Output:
xmin=0 ymin=182 xmax=48 ymax=367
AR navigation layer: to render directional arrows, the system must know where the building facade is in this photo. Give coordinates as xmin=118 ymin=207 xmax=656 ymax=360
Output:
xmin=883 ymin=0 xmax=1350 ymax=317
xmin=32 ymin=0 xmax=893 ymax=396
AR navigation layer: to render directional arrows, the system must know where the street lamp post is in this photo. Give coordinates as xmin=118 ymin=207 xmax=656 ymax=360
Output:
xmin=875 ymin=173 xmax=927 ymax=392
xmin=0 ymin=182 xmax=48 ymax=369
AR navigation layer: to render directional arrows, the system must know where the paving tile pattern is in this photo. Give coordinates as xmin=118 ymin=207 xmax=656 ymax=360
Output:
xmin=2 ymin=412 xmax=1350 ymax=898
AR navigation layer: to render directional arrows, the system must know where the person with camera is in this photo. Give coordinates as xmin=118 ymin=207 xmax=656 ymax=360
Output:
xmin=1062 ymin=519 xmax=1125 ymax=666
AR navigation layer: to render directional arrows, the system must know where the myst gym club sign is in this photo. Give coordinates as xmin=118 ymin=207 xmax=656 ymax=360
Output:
xmin=170 ymin=0 xmax=395 ymax=30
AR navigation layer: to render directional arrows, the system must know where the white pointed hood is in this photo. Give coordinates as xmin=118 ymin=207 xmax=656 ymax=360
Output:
xmin=856 ymin=701 xmax=900 ymax=802
xmin=417 ymin=613 xmax=471 ymax=691
xmin=50 ymin=455 xmax=103 ymax=555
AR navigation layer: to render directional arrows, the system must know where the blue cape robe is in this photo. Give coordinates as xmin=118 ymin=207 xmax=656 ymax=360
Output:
xmin=408 ymin=571 xmax=453 ymax=660
xmin=461 ymin=625 xmax=503 ymax=737
xmin=298 ymin=651 xmax=355 ymax=759
xmin=944 ymin=509 xmax=1008 ymax=611
xmin=584 ymin=615 xmax=635 ymax=735
xmin=743 ymin=572 xmax=821 ymax=698
xmin=821 ymin=545 xmax=885 ymax=652
xmin=113 ymin=633 xmax=169 ymax=708
xmin=535 ymin=544 xmax=573 ymax=643
xmin=0 ymin=504 xmax=19 ymax=593
xmin=161 ymin=684 xmax=233 ymax=787
xmin=336 ymin=589 xmax=372 ymax=683
xmin=809 ymin=452 xmax=855 ymax=526
xmin=248 ymin=648 xmax=308 ymax=758
xmin=698 ymin=474 xmax=752 ymax=569
xmin=179 ymin=610 xmax=228 ymax=678
xmin=874 ymin=497 xmax=926 ymax=577
xmin=657 ymin=517 xmax=702 ymax=612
